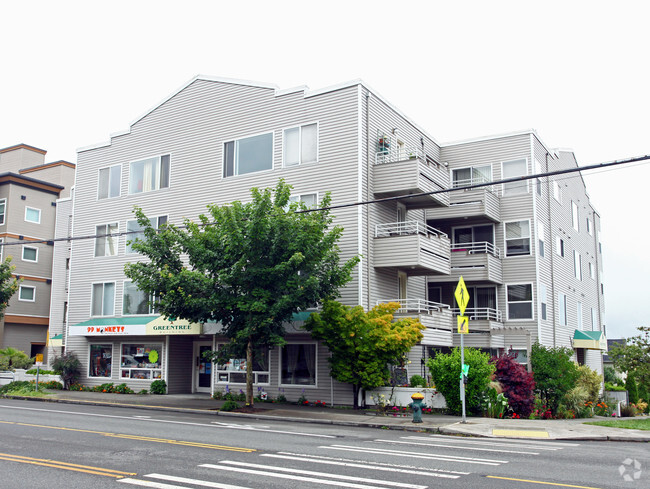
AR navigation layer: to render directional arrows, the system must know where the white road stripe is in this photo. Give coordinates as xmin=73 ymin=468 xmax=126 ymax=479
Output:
xmin=323 ymin=445 xmax=507 ymax=465
xmin=261 ymin=453 xmax=461 ymax=478
xmin=204 ymin=460 xmax=427 ymax=489
xmin=418 ymin=434 xmax=578 ymax=449
xmin=146 ymin=473 xmax=255 ymax=489
xmin=375 ymin=438 xmax=539 ymax=455
xmin=118 ymin=478 xmax=189 ymax=488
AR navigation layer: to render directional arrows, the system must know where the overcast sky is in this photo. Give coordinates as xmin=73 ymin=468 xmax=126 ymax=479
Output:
xmin=2 ymin=1 xmax=648 ymax=339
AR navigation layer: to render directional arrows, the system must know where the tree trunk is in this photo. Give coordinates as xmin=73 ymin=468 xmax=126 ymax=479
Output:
xmin=246 ymin=336 xmax=254 ymax=407
xmin=352 ymin=384 xmax=359 ymax=410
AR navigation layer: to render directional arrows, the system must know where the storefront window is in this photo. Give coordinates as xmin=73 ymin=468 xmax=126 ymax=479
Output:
xmin=89 ymin=344 xmax=112 ymax=378
xmin=280 ymin=343 xmax=316 ymax=385
xmin=120 ymin=343 xmax=162 ymax=380
xmin=216 ymin=346 xmax=269 ymax=384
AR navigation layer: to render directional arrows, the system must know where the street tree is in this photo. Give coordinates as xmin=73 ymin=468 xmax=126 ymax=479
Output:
xmin=304 ymin=300 xmax=424 ymax=409
xmin=124 ymin=180 xmax=358 ymax=406
xmin=609 ymin=326 xmax=650 ymax=389
xmin=0 ymin=256 xmax=20 ymax=319
xmin=530 ymin=342 xmax=579 ymax=415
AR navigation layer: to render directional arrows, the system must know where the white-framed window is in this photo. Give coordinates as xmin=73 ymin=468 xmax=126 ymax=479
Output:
xmin=558 ymin=292 xmax=567 ymax=326
xmin=95 ymin=223 xmax=118 ymax=257
xmin=224 ymin=132 xmax=273 ymax=177
xmin=539 ymin=283 xmax=547 ymax=320
xmin=537 ymin=220 xmax=545 ymax=258
xmin=89 ymin=344 xmax=112 ymax=378
xmin=288 ymin=193 xmax=318 ymax=209
xmin=506 ymin=284 xmax=533 ymax=320
xmin=572 ymin=201 xmax=579 ymax=231
xmin=553 ymin=181 xmax=562 ymax=203
xmin=120 ymin=343 xmax=163 ymax=380
xmin=502 ymin=158 xmax=528 ymax=195
xmin=534 ymin=159 xmax=543 ymax=196
xmin=129 ymin=155 xmax=170 ymax=194
xmin=577 ymin=301 xmax=583 ymax=330
xmin=123 ymin=281 xmax=157 ymax=315
xmin=452 ymin=224 xmax=495 ymax=246
xmin=19 ymin=285 xmax=35 ymax=302
xmin=91 ymin=282 xmax=115 ymax=316
xmin=21 ymin=245 xmax=38 ymax=263
xmin=216 ymin=345 xmax=270 ymax=384
xmin=586 ymin=217 xmax=592 ymax=235
xmin=98 ymin=164 xmax=122 ymax=199
xmin=555 ymin=236 xmax=565 ymax=257
xmin=126 ymin=215 xmax=168 ymax=254
xmin=451 ymin=164 xmax=492 ymax=188
xmin=283 ymin=123 xmax=317 ymax=167
xmin=280 ymin=343 xmax=317 ymax=386
xmin=0 ymin=198 xmax=6 ymax=225
xmin=25 ymin=206 xmax=41 ymax=224
xmin=505 ymin=220 xmax=530 ymax=256
xmin=0 ymin=238 xmax=3 ymax=261
xmin=574 ymin=250 xmax=582 ymax=280
xmin=589 ymin=262 xmax=595 ymax=279
xmin=591 ymin=308 xmax=597 ymax=330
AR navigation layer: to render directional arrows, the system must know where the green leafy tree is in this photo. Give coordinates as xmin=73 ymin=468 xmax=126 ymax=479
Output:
xmin=609 ymin=326 xmax=650 ymax=388
xmin=51 ymin=352 xmax=81 ymax=389
xmin=427 ymin=348 xmax=495 ymax=415
xmin=530 ymin=342 xmax=579 ymax=415
xmin=304 ymin=301 xmax=424 ymax=409
xmin=0 ymin=256 xmax=20 ymax=318
xmin=625 ymin=373 xmax=639 ymax=404
xmin=124 ymin=181 xmax=358 ymax=406
xmin=0 ymin=346 xmax=34 ymax=370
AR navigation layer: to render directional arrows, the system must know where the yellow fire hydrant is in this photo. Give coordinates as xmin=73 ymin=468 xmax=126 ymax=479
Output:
xmin=409 ymin=392 xmax=425 ymax=423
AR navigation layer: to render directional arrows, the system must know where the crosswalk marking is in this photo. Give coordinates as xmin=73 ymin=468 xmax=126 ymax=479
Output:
xmin=407 ymin=435 xmax=568 ymax=451
xmin=147 ymin=473 xmax=255 ymax=489
xmin=374 ymin=438 xmax=541 ymax=455
xmin=119 ymin=479 xmax=193 ymax=488
xmin=424 ymin=434 xmax=580 ymax=448
xmin=201 ymin=462 xmax=426 ymax=489
xmin=262 ymin=453 xmax=465 ymax=478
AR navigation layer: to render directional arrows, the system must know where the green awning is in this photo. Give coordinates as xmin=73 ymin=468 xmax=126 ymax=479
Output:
xmin=49 ymin=333 xmax=63 ymax=347
xmin=292 ymin=311 xmax=315 ymax=321
xmin=70 ymin=316 xmax=201 ymax=336
xmin=573 ymin=330 xmax=607 ymax=350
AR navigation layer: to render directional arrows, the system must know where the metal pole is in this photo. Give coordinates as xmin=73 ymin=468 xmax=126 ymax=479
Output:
xmin=460 ymin=333 xmax=466 ymax=423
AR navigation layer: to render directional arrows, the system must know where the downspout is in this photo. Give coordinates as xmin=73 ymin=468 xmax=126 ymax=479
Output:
xmin=546 ymin=153 xmax=556 ymax=347
xmin=365 ymin=90 xmax=372 ymax=310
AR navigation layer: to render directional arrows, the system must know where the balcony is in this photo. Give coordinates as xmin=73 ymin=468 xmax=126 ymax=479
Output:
xmin=427 ymin=184 xmax=501 ymax=223
xmin=451 ymin=307 xmax=505 ymax=348
xmin=378 ymin=299 xmax=453 ymax=346
xmin=427 ymin=241 xmax=503 ymax=284
xmin=374 ymin=147 xmax=449 ymax=208
xmin=374 ymin=221 xmax=451 ymax=276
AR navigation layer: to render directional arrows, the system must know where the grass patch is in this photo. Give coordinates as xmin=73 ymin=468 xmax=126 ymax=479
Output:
xmin=584 ymin=418 xmax=650 ymax=430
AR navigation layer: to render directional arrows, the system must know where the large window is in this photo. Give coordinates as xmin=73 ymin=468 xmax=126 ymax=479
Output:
xmin=505 ymin=220 xmax=530 ymax=256
xmin=126 ymin=215 xmax=167 ymax=254
xmin=89 ymin=344 xmax=112 ymax=378
xmin=22 ymin=246 xmax=38 ymax=262
xmin=224 ymin=132 xmax=273 ymax=177
xmin=453 ymin=224 xmax=494 ymax=245
xmin=91 ymin=282 xmax=115 ymax=316
xmin=539 ymin=283 xmax=548 ymax=320
xmin=589 ymin=262 xmax=595 ymax=279
xmin=129 ymin=155 xmax=170 ymax=194
xmin=216 ymin=346 xmax=270 ymax=384
xmin=507 ymin=284 xmax=533 ymax=320
xmin=98 ymin=165 xmax=121 ymax=199
xmin=451 ymin=164 xmax=492 ymax=188
xmin=288 ymin=193 xmax=318 ymax=209
xmin=572 ymin=201 xmax=579 ymax=231
xmin=0 ymin=198 xmax=6 ymax=225
xmin=502 ymin=158 xmax=527 ymax=195
xmin=95 ymin=223 xmax=118 ymax=256
xmin=120 ymin=343 xmax=162 ymax=380
xmin=19 ymin=285 xmax=35 ymax=302
xmin=558 ymin=293 xmax=567 ymax=326
xmin=537 ymin=220 xmax=545 ymax=257
xmin=574 ymin=250 xmax=582 ymax=280
xmin=25 ymin=207 xmax=41 ymax=224
xmin=280 ymin=343 xmax=316 ymax=386
xmin=284 ymin=123 xmax=317 ymax=167
xmin=123 ymin=281 xmax=156 ymax=315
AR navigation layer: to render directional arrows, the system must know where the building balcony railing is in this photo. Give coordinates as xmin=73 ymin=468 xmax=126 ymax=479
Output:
xmin=428 ymin=186 xmax=501 ymax=223
xmin=451 ymin=241 xmax=501 ymax=258
xmin=377 ymin=298 xmax=450 ymax=314
xmin=451 ymin=307 xmax=502 ymax=322
xmin=427 ymin=241 xmax=503 ymax=284
xmin=374 ymin=221 xmax=451 ymax=276
xmin=374 ymin=147 xmax=449 ymax=208
xmin=378 ymin=299 xmax=454 ymax=346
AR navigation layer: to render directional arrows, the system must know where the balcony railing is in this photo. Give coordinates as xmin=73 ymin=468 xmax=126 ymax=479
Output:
xmin=377 ymin=299 xmax=451 ymax=314
xmin=375 ymin=221 xmax=448 ymax=239
xmin=451 ymin=176 xmax=500 ymax=194
xmin=375 ymin=146 xmax=424 ymax=165
xmin=451 ymin=307 xmax=502 ymax=322
xmin=451 ymin=241 xmax=501 ymax=258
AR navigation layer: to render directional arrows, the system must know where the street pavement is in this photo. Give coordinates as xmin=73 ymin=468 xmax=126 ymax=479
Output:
xmin=6 ymin=390 xmax=649 ymax=442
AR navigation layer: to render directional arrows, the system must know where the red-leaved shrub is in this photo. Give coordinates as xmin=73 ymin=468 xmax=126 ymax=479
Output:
xmin=491 ymin=351 xmax=536 ymax=417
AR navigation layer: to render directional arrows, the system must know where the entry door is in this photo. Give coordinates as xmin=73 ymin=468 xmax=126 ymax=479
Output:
xmin=194 ymin=341 xmax=213 ymax=393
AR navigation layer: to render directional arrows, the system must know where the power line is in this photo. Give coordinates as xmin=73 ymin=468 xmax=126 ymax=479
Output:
xmin=1 ymin=153 xmax=648 ymax=248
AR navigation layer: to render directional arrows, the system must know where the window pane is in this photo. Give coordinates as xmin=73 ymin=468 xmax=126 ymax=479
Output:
xmin=237 ymin=133 xmax=273 ymax=175
xmin=508 ymin=284 xmax=532 ymax=302
xmin=474 ymin=225 xmax=494 ymax=244
xmin=284 ymin=127 xmax=300 ymax=166
xmin=452 ymin=168 xmax=471 ymax=186
xmin=123 ymin=281 xmax=150 ymax=314
xmin=223 ymin=141 xmax=235 ymax=177
xmin=453 ymin=228 xmax=472 ymax=244
xmin=102 ymin=283 xmax=115 ymax=315
xmin=19 ymin=286 xmax=34 ymax=301
xmin=95 ymin=225 xmax=106 ymax=256
xmin=160 ymin=155 xmax=170 ymax=189
xmin=89 ymin=344 xmax=112 ymax=377
xmin=475 ymin=287 xmax=496 ymax=309
xmin=509 ymin=302 xmax=532 ymax=319
xmin=126 ymin=220 xmax=144 ymax=254
xmin=0 ymin=200 xmax=5 ymax=224
xmin=92 ymin=284 xmax=103 ymax=315
xmin=507 ymin=238 xmax=530 ymax=255
xmin=281 ymin=344 xmax=316 ymax=385
xmin=98 ymin=168 xmax=109 ymax=199
xmin=106 ymin=223 xmax=118 ymax=256
xmin=25 ymin=208 xmax=40 ymax=223
xmin=110 ymin=165 xmax=121 ymax=197
xmin=301 ymin=124 xmax=317 ymax=163
xmin=506 ymin=221 xmax=529 ymax=239
xmin=503 ymin=159 xmax=527 ymax=194
xmin=299 ymin=194 xmax=317 ymax=209
xmin=473 ymin=165 xmax=491 ymax=183
xmin=23 ymin=247 xmax=37 ymax=261
xmin=129 ymin=159 xmax=145 ymax=194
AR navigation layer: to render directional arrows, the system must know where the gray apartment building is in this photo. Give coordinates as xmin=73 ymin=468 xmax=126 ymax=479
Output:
xmin=0 ymin=144 xmax=75 ymax=361
xmin=53 ymin=76 xmax=605 ymax=402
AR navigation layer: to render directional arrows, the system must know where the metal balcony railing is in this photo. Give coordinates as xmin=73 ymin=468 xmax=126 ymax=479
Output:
xmin=377 ymin=299 xmax=451 ymax=314
xmin=451 ymin=177 xmax=500 ymax=196
xmin=375 ymin=146 xmax=424 ymax=165
xmin=451 ymin=241 xmax=501 ymax=258
xmin=375 ymin=221 xmax=448 ymax=239
xmin=452 ymin=307 xmax=503 ymax=322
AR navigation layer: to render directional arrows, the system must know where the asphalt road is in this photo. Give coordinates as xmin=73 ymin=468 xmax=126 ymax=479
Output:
xmin=0 ymin=398 xmax=646 ymax=489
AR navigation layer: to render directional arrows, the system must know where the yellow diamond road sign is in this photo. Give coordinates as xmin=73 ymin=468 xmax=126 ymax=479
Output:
xmin=454 ymin=276 xmax=470 ymax=316
xmin=457 ymin=315 xmax=469 ymax=334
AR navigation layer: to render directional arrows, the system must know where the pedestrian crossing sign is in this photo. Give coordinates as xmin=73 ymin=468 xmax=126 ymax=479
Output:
xmin=454 ymin=276 xmax=470 ymax=316
xmin=457 ymin=315 xmax=469 ymax=334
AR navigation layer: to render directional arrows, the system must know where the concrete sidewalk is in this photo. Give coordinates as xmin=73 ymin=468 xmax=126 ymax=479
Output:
xmin=6 ymin=390 xmax=649 ymax=442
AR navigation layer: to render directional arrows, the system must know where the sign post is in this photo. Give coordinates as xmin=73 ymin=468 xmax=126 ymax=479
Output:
xmin=454 ymin=276 xmax=470 ymax=424
xmin=34 ymin=353 xmax=43 ymax=391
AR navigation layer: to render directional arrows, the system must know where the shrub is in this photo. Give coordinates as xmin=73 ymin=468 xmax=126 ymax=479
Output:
xmin=575 ymin=365 xmax=602 ymax=403
xmin=638 ymin=384 xmax=649 ymax=412
xmin=491 ymin=352 xmax=535 ymax=417
xmin=150 ymin=379 xmax=167 ymax=395
xmin=113 ymin=383 xmax=134 ymax=394
xmin=221 ymin=400 xmax=239 ymax=411
xmin=603 ymin=366 xmax=619 ymax=384
xmin=625 ymin=374 xmax=639 ymax=404
xmin=409 ymin=375 xmax=426 ymax=388
xmin=427 ymin=347 xmax=494 ymax=415
xmin=483 ymin=385 xmax=508 ymax=418
xmin=561 ymin=386 xmax=589 ymax=414
xmin=138 ymin=389 xmax=148 ymax=395
xmin=26 ymin=369 xmax=57 ymax=375
xmin=620 ymin=404 xmax=636 ymax=417
xmin=604 ymin=382 xmax=626 ymax=391
xmin=0 ymin=380 xmax=33 ymax=395
xmin=212 ymin=391 xmax=223 ymax=400
xmin=51 ymin=352 xmax=81 ymax=390
xmin=0 ymin=347 xmax=34 ymax=370
xmin=40 ymin=380 xmax=63 ymax=390
xmin=530 ymin=343 xmax=579 ymax=415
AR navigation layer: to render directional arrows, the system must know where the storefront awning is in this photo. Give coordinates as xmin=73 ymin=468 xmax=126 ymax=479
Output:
xmin=49 ymin=334 xmax=63 ymax=347
xmin=70 ymin=316 xmax=202 ymax=337
xmin=573 ymin=330 xmax=607 ymax=350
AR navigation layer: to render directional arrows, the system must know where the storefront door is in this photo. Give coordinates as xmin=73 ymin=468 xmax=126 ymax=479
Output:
xmin=194 ymin=341 xmax=213 ymax=393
